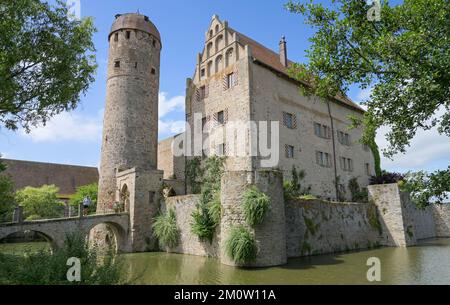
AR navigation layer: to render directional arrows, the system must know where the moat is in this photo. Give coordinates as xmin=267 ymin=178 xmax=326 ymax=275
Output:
xmin=1 ymin=238 xmax=450 ymax=284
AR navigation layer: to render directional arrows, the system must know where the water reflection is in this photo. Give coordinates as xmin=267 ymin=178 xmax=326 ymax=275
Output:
xmin=2 ymin=239 xmax=450 ymax=284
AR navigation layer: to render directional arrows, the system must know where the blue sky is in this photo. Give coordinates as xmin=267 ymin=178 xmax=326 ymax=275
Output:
xmin=0 ymin=0 xmax=448 ymax=173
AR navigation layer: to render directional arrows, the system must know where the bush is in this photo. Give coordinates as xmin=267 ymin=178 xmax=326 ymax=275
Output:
xmin=15 ymin=185 xmax=65 ymax=220
xmin=369 ymin=171 xmax=404 ymax=185
xmin=152 ymin=209 xmax=179 ymax=249
xmin=0 ymin=233 xmax=125 ymax=285
xmin=226 ymin=226 xmax=257 ymax=265
xmin=348 ymin=178 xmax=368 ymax=202
xmin=69 ymin=183 xmax=98 ymax=214
xmin=191 ymin=208 xmax=217 ymax=242
xmin=243 ymin=186 xmax=271 ymax=226
xmin=283 ymin=166 xmax=311 ymax=200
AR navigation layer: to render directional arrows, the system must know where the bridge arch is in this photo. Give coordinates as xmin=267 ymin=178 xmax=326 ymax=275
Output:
xmin=0 ymin=229 xmax=57 ymax=250
xmin=85 ymin=220 xmax=128 ymax=253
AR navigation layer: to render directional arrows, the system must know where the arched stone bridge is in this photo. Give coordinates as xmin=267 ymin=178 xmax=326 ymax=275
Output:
xmin=0 ymin=213 xmax=130 ymax=252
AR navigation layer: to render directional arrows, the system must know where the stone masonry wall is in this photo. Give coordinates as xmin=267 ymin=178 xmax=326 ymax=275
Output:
xmin=164 ymin=195 xmax=220 ymax=257
xmin=285 ymin=199 xmax=381 ymax=257
xmin=432 ymin=204 xmax=450 ymax=237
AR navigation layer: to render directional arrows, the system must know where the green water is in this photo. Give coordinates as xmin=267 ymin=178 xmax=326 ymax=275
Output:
xmin=2 ymin=239 xmax=450 ymax=284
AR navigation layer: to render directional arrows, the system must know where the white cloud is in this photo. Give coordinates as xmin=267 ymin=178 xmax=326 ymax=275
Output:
xmin=159 ymin=92 xmax=185 ymax=118
xmin=20 ymin=111 xmax=103 ymax=143
xmin=159 ymin=120 xmax=186 ymax=135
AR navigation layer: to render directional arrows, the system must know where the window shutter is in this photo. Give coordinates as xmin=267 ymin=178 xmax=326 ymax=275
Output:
xmin=224 ymin=108 xmax=229 ymax=124
xmin=223 ymin=75 xmax=228 ymax=90
xmin=234 ymin=70 xmax=239 ymax=86
xmin=293 ymin=114 xmax=297 ymax=129
xmin=213 ymin=112 xmax=218 ymax=127
xmin=195 ymin=89 xmax=200 ymax=102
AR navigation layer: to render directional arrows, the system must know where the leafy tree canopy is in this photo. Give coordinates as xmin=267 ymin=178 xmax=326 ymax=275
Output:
xmin=15 ymin=184 xmax=64 ymax=220
xmin=0 ymin=0 xmax=97 ymax=131
xmin=0 ymin=157 xmax=15 ymax=222
xmin=286 ymin=0 xmax=449 ymax=158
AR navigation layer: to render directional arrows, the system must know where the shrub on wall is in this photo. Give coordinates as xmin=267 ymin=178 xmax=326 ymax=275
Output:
xmin=348 ymin=178 xmax=368 ymax=202
xmin=369 ymin=171 xmax=404 ymax=185
xmin=225 ymin=226 xmax=257 ymax=265
xmin=283 ymin=166 xmax=311 ymax=200
xmin=190 ymin=156 xmax=226 ymax=242
xmin=243 ymin=186 xmax=271 ymax=226
xmin=152 ymin=208 xmax=179 ymax=249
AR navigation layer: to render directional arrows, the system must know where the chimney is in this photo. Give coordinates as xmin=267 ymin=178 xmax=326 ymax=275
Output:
xmin=279 ymin=36 xmax=288 ymax=67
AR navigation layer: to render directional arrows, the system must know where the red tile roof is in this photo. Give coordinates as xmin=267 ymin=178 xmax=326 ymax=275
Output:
xmin=231 ymin=29 xmax=364 ymax=113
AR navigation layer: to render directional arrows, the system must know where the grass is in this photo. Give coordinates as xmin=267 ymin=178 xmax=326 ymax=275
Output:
xmin=225 ymin=226 xmax=257 ymax=265
xmin=152 ymin=209 xmax=179 ymax=249
xmin=242 ymin=186 xmax=271 ymax=226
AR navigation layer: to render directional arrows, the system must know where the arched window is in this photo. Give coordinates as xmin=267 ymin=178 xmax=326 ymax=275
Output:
xmin=119 ymin=184 xmax=130 ymax=213
xmin=225 ymin=48 xmax=234 ymax=66
xmin=206 ymin=42 xmax=213 ymax=58
xmin=207 ymin=61 xmax=213 ymax=76
xmin=215 ymin=55 xmax=223 ymax=73
xmin=215 ymin=35 xmax=223 ymax=53
xmin=215 ymin=24 xmax=220 ymax=34
xmin=209 ymin=30 xmax=213 ymax=38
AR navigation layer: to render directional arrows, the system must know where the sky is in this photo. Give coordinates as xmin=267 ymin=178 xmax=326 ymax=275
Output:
xmin=0 ymin=0 xmax=448 ymax=173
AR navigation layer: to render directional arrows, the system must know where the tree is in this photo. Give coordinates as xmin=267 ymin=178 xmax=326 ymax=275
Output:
xmin=286 ymin=0 xmax=449 ymax=205
xmin=0 ymin=157 xmax=15 ymax=222
xmin=286 ymin=0 xmax=449 ymax=157
xmin=15 ymin=185 xmax=64 ymax=220
xmin=69 ymin=182 xmax=98 ymax=214
xmin=0 ymin=0 xmax=97 ymax=131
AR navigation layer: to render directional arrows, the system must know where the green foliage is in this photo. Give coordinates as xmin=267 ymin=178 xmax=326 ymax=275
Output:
xmin=402 ymin=167 xmax=450 ymax=209
xmin=298 ymin=194 xmax=317 ymax=200
xmin=0 ymin=232 xmax=125 ymax=285
xmin=190 ymin=156 xmax=226 ymax=242
xmin=283 ymin=166 xmax=310 ymax=200
xmin=286 ymin=0 xmax=449 ymax=158
xmin=152 ymin=209 xmax=179 ymax=249
xmin=15 ymin=185 xmax=64 ymax=220
xmin=186 ymin=157 xmax=202 ymax=194
xmin=242 ymin=186 xmax=271 ymax=226
xmin=0 ymin=0 xmax=97 ymax=131
xmin=69 ymin=183 xmax=98 ymax=214
xmin=0 ymin=158 xmax=15 ymax=223
xmin=303 ymin=216 xmax=319 ymax=235
xmin=348 ymin=178 xmax=368 ymax=202
xmin=225 ymin=226 xmax=257 ymax=265
xmin=367 ymin=204 xmax=382 ymax=235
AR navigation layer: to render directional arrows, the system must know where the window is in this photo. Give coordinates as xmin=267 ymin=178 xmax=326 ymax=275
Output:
xmin=114 ymin=61 xmax=120 ymax=68
xmin=201 ymin=68 xmax=206 ymax=78
xmin=365 ymin=163 xmax=371 ymax=176
xmin=314 ymin=122 xmax=331 ymax=139
xmin=316 ymin=151 xmax=331 ymax=167
xmin=151 ymin=68 xmax=156 ymax=75
xmin=226 ymin=73 xmax=235 ymax=89
xmin=199 ymin=86 xmax=207 ymax=99
xmin=152 ymin=39 xmax=156 ymax=47
xmin=283 ymin=112 xmax=296 ymax=129
xmin=134 ymin=62 xmax=138 ymax=69
xmin=285 ymin=145 xmax=295 ymax=159
xmin=338 ymin=131 xmax=351 ymax=146
xmin=340 ymin=157 xmax=354 ymax=172
xmin=126 ymin=31 xmax=131 ymax=39
xmin=217 ymin=111 xmax=225 ymax=125
xmin=114 ymin=33 xmax=118 ymax=42
xmin=217 ymin=143 xmax=226 ymax=156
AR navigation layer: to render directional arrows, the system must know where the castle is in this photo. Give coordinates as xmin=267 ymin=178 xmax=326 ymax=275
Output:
xmin=96 ymin=13 xmax=450 ymax=266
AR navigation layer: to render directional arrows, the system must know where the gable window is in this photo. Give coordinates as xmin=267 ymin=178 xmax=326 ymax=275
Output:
xmin=314 ymin=122 xmax=331 ymax=139
xmin=316 ymin=151 xmax=331 ymax=167
xmin=338 ymin=131 xmax=351 ymax=146
xmin=283 ymin=112 xmax=297 ymax=129
xmin=285 ymin=145 xmax=295 ymax=159
xmin=340 ymin=157 xmax=354 ymax=172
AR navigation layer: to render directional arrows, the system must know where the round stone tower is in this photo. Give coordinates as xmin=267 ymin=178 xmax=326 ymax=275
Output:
xmin=98 ymin=13 xmax=162 ymax=211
